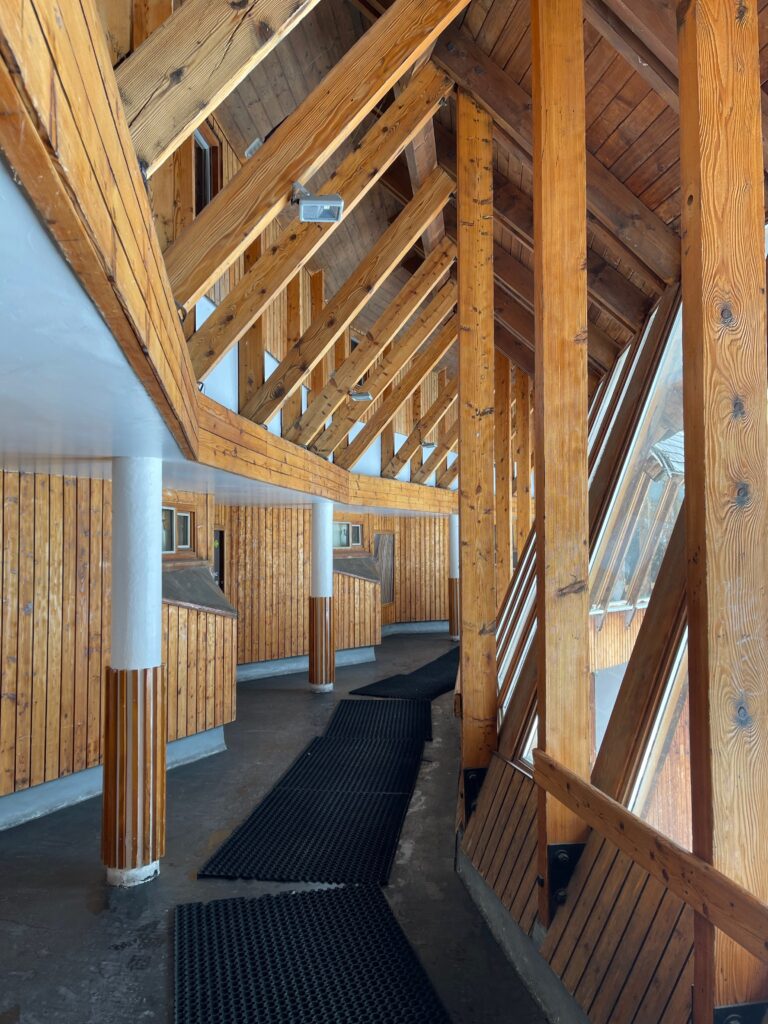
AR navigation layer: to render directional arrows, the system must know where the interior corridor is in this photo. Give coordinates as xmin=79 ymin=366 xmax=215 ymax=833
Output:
xmin=0 ymin=635 xmax=545 ymax=1024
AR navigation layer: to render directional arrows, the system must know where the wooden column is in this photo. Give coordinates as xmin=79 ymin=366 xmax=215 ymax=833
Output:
xmin=238 ymin=235 xmax=266 ymax=409
xmin=282 ymin=273 xmax=304 ymax=437
xmin=309 ymin=501 xmax=334 ymax=691
xmin=532 ymin=0 xmax=590 ymax=922
xmin=457 ymin=88 xmax=497 ymax=770
xmin=514 ymin=369 xmax=532 ymax=558
xmin=678 ymin=0 xmax=768 ymax=1012
xmin=494 ymin=353 xmax=513 ymax=594
xmin=410 ymin=386 xmax=424 ymax=478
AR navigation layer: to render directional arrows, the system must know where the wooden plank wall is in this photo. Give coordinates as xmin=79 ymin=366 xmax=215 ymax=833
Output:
xmin=0 ymin=472 xmax=236 ymax=797
xmin=218 ymin=506 xmax=448 ymax=665
xmin=589 ymin=608 xmax=646 ymax=672
xmin=461 ymin=755 xmax=693 ymax=1021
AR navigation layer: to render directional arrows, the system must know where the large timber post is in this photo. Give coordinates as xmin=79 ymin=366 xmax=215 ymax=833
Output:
xmin=532 ymin=0 xmax=591 ymax=924
xmin=678 ymin=0 xmax=768 ymax=1014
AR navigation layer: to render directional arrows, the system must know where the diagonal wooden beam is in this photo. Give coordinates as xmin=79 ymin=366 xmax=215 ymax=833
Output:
xmin=334 ymin=316 xmax=458 ymax=470
xmin=436 ymin=457 xmax=458 ymax=488
xmin=284 ymin=238 xmax=455 ymax=444
xmin=240 ymin=168 xmax=454 ymax=425
xmin=188 ymin=62 xmax=453 ymax=377
xmin=433 ymin=26 xmax=680 ymax=284
xmin=411 ymin=419 xmax=458 ymax=483
xmin=381 ymin=378 xmax=458 ymax=477
xmin=164 ymin=0 xmax=471 ymax=309
xmin=116 ymin=0 xmax=323 ymax=176
xmin=311 ymin=283 xmax=457 ymax=458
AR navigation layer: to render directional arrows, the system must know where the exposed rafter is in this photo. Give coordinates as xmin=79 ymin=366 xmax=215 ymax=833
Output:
xmin=334 ymin=316 xmax=458 ymax=470
xmin=284 ymin=239 xmax=455 ymax=445
xmin=311 ymin=284 xmax=457 ymax=458
xmin=164 ymin=0 xmax=472 ymax=309
xmin=240 ymin=168 xmax=454 ymax=425
xmin=188 ymin=62 xmax=453 ymax=378
xmin=381 ymin=378 xmax=458 ymax=478
xmin=436 ymin=458 xmax=458 ymax=489
xmin=411 ymin=420 xmax=458 ymax=483
xmin=116 ymin=0 xmax=324 ymax=176
xmin=433 ymin=27 xmax=680 ymax=284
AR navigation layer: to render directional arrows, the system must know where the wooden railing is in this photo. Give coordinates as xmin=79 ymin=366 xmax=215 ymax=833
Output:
xmin=534 ymin=750 xmax=768 ymax=967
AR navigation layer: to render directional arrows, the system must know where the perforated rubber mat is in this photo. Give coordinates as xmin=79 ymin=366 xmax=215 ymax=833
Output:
xmin=175 ymin=886 xmax=452 ymax=1024
xmin=199 ymin=788 xmax=412 ymax=883
xmin=275 ymin=736 xmax=424 ymax=794
xmin=350 ymin=647 xmax=459 ymax=701
xmin=325 ymin=698 xmax=432 ymax=742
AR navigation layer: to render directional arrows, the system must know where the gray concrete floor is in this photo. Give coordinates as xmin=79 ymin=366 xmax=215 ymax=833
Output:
xmin=0 ymin=634 xmax=545 ymax=1024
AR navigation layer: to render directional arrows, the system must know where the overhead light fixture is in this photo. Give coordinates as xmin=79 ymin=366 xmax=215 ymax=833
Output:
xmin=422 ymin=441 xmax=437 ymax=452
xmin=292 ymin=182 xmax=344 ymax=223
xmin=244 ymin=136 xmax=263 ymax=159
xmin=349 ymin=389 xmax=373 ymax=402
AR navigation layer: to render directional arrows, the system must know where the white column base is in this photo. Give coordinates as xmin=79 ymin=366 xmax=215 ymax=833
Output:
xmin=450 ymin=634 xmax=460 ymax=642
xmin=106 ymin=861 xmax=159 ymax=888
xmin=309 ymin=682 xmax=334 ymax=694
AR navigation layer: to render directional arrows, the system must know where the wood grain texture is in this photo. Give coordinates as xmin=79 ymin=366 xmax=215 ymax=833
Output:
xmin=241 ymin=169 xmax=454 ymax=425
xmin=457 ymin=89 xmax=497 ymax=769
xmin=678 ymin=0 xmax=768 ymax=1007
xmin=513 ymin=371 xmax=532 ymax=559
xmin=164 ymin=0 xmax=471 ymax=308
xmin=382 ymin=378 xmax=458 ymax=479
xmin=0 ymin=0 xmax=198 ymax=457
xmin=189 ymin=62 xmax=453 ymax=374
xmin=309 ymin=596 xmax=334 ymax=686
xmin=117 ymin=0 xmax=324 ymax=175
xmin=287 ymin=239 xmax=456 ymax=445
xmin=532 ymin=0 xmax=591 ymax=899
xmin=494 ymin=354 xmax=513 ymax=595
xmin=101 ymin=666 xmax=166 ymax=869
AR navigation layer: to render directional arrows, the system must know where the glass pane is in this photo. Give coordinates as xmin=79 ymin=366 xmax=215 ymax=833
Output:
xmin=332 ymin=522 xmax=349 ymax=548
xmin=162 ymin=508 xmax=175 ymax=553
xmin=589 ymin=308 xmax=684 ymax=753
xmin=351 ymin=524 xmax=362 ymax=546
xmin=630 ymin=630 xmax=691 ymax=849
xmin=177 ymin=512 xmax=191 ymax=549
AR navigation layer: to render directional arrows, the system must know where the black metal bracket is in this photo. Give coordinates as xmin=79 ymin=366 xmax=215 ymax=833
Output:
xmin=713 ymin=1001 xmax=768 ymax=1024
xmin=463 ymin=767 xmax=488 ymax=824
xmin=546 ymin=842 xmax=585 ymax=921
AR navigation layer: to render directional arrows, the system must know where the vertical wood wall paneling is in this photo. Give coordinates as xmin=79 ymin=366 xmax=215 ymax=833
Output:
xmin=532 ymin=0 xmax=591 ymax=921
xmin=457 ymin=88 xmax=497 ymax=770
xmin=678 ymin=0 xmax=768 ymax=1008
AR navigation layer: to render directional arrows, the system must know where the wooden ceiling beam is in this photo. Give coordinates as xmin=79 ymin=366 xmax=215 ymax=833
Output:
xmin=285 ymin=239 xmax=456 ymax=445
xmin=311 ymin=282 xmax=457 ymax=458
xmin=433 ymin=27 xmax=680 ymax=285
xmin=494 ymin=324 xmax=535 ymax=377
xmin=117 ymin=0 xmax=323 ymax=176
xmin=433 ymin=125 xmax=651 ymax=332
xmin=381 ymin=378 xmax=458 ymax=478
xmin=436 ymin=457 xmax=458 ymax=489
xmin=164 ymin=0 xmax=471 ymax=309
xmin=188 ymin=65 xmax=453 ymax=377
xmin=240 ymin=167 xmax=454 ymax=425
xmin=411 ymin=419 xmax=458 ymax=483
xmin=334 ymin=316 xmax=458 ymax=469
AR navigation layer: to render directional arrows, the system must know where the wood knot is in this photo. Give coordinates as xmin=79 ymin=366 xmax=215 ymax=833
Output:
xmin=734 ymin=481 xmax=751 ymax=507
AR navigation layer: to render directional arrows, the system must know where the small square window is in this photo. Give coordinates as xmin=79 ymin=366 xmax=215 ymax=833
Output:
xmin=333 ymin=522 xmax=350 ymax=548
xmin=176 ymin=512 xmax=191 ymax=549
xmin=162 ymin=508 xmax=175 ymax=554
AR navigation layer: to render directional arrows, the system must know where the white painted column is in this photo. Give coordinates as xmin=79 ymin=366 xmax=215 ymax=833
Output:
xmin=309 ymin=500 xmax=335 ymax=691
xmin=448 ymin=512 xmax=460 ymax=640
xmin=102 ymin=457 xmax=166 ymax=887
xmin=111 ymin=458 xmax=162 ymax=669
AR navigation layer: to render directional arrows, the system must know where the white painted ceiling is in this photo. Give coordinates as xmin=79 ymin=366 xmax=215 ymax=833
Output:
xmin=0 ymin=159 xmax=440 ymax=517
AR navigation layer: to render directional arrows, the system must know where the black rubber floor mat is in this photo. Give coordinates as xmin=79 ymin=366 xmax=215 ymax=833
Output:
xmin=275 ymin=736 xmax=424 ymax=794
xmin=199 ymin=789 xmax=412 ymax=883
xmin=351 ymin=646 xmax=459 ymax=701
xmin=325 ymin=698 xmax=432 ymax=742
xmin=175 ymin=886 xmax=452 ymax=1024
